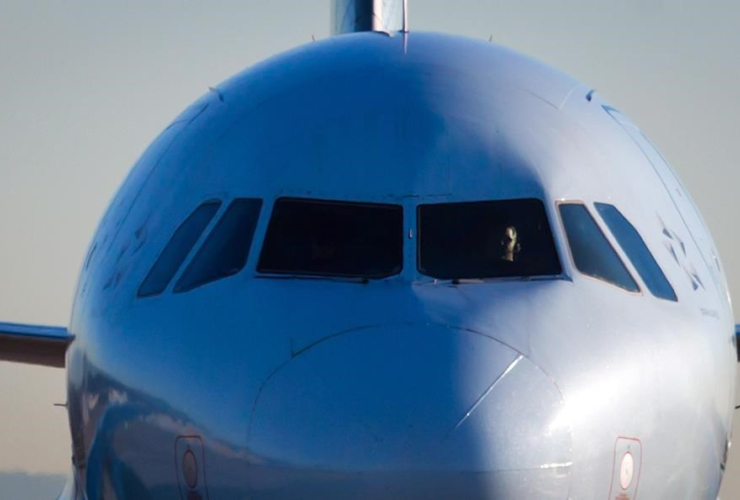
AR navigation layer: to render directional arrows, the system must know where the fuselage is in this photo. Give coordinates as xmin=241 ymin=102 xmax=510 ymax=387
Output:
xmin=64 ymin=32 xmax=736 ymax=500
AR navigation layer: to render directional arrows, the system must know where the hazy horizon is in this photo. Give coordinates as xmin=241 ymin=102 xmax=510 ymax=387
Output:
xmin=0 ymin=472 xmax=66 ymax=500
xmin=1 ymin=1 xmax=739 ymax=498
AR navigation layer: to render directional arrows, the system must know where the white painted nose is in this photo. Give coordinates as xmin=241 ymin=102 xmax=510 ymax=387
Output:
xmin=247 ymin=324 xmax=571 ymax=499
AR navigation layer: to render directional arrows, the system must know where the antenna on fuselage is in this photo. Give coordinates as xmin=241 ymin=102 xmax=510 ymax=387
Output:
xmin=331 ymin=0 xmax=407 ymax=35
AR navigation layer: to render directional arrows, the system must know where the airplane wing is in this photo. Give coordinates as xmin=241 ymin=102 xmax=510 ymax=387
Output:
xmin=0 ymin=322 xmax=73 ymax=368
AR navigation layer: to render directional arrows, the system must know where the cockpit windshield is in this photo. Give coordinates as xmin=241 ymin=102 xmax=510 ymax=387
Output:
xmin=258 ymin=198 xmax=403 ymax=279
xmin=417 ymin=199 xmax=561 ymax=280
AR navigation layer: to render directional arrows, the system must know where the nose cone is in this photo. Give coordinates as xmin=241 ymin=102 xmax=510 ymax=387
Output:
xmin=247 ymin=325 xmax=571 ymax=499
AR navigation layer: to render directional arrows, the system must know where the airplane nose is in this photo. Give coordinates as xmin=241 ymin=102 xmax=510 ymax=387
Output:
xmin=247 ymin=324 xmax=571 ymax=499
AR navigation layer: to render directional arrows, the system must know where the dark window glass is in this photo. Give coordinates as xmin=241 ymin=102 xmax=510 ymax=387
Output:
xmin=138 ymin=201 xmax=221 ymax=297
xmin=418 ymin=199 xmax=562 ymax=280
xmin=258 ymin=198 xmax=403 ymax=279
xmin=559 ymin=203 xmax=639 ymax=292
xmin=174 ymin=198 xmax=263 ymax=292
xmin=595 ymin=203 xmax=677 ymax=301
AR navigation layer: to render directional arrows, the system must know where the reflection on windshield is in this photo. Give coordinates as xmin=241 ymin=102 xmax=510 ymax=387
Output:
xmin=418 ymin=199 xmax=562 ymax=280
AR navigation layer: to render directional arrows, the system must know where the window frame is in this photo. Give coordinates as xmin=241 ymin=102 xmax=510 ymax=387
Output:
xmin=137 ymin=199 xmax=223 ymax=298
xmin=556 ymin=200 xmax=642 ymax=295
xmin=594 ymin=202 xmax=678 ymax=302
xmin=414 ymin=197 xmax=567 ymax=284
xmin=172 ymin=197 xmax=264 ymax=294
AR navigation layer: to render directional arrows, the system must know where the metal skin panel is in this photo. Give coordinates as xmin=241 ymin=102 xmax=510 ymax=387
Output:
xmin=55 ymin=32 xmax=736 ymax=499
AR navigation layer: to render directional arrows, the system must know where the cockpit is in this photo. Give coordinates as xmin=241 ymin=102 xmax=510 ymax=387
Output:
xmin=258 ymin=198 xmax=403 ymax=279
xmin=417 ymin=199 xmax=560 ymax=280
xmin=137 ymin=196 xmax=678 ymax=302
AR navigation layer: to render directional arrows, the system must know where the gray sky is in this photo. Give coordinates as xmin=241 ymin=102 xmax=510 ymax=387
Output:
xmin=0 ymin=0 xmax=739 ymax=494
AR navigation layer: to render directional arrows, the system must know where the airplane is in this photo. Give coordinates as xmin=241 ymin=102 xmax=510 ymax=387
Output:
xmin=1 ymin=0 xmax=739 ymax=498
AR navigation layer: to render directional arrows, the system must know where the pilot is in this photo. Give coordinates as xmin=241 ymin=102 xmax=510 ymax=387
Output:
xmin=501 ymin=225 xmax=521 ymax=263
xmin=311 ymin=232 xmax=338 ymax=263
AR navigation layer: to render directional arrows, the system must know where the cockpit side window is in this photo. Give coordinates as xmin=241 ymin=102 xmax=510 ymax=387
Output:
xmin=257 ymin=198 xmax=403 ymax=279
xmin=138 ymin=200 xmax=221 ymax=298
xmin=559 ymin=203 xmax=639 ymax=292
xmin=417 ymin=199 xmax=562 ymax=280
xmin=595 ymin=203 xmax=677 ymax=301
xmin=174 ymin=198 xmax=263 ymax=293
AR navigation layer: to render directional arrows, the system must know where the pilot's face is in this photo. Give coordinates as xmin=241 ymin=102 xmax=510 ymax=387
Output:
xmin=502 ymin=227 xmax=517 ymax=253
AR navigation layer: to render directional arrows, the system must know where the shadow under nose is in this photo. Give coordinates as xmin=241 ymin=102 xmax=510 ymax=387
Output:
xmin=247 ymin=324 xmax=571 ymax=499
